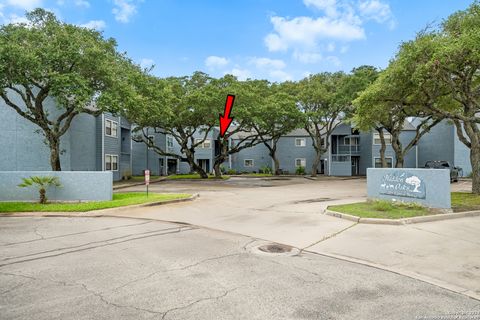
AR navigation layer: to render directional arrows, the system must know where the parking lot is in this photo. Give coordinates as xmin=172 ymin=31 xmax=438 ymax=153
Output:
xmin=1 ymin=216 xmax=479 ymax=320
xmin=1 ymin=177 xmax=479 ymax=319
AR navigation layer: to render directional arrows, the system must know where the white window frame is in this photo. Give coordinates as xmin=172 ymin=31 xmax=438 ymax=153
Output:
xmin=373 ymin=132 xmax=391 ymax=145
xmin=374 ymin=157 xmax=393 ymax=168
xmin=244 ymin=159 xmax=254 ymax=167
xmin=105 ymin=154 xmax=119 ymax=171
xmin=195 ymin=138 xmax=212 ymax=149
xmin=295 ymin=158 xmax=306 ymax=167
xmin=105 ymin=119 xmax=118 ymax=138
xmin=295 ymin=138 xmax=306 ymax=147
xmin=167 ymin=136 xmax=174 ymax=149
xmin=147 ymin=135 xmax=155 ymax=149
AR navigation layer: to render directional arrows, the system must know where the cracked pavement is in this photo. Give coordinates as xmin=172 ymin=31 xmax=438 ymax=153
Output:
xmin=1 ymin=216 xmax=479 ymax=319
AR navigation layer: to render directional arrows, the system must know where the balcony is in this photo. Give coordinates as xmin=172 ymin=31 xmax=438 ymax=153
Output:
xmin=338 ymin=145 xmax=361 ymax=154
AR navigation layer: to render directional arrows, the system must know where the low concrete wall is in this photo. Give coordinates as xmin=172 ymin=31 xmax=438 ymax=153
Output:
xmin=367 ymin=168 xmax=451 ymax=209
xmin=0 ymin=171 xmax=113 ymax=202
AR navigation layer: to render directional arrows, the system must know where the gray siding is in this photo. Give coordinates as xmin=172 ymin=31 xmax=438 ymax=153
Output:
xmin=69 ymin=113 xmax=97 ymax=171
xmin=417 ymin=121 xmax=454 ymax=168
xmin=230 ymin=142 xmax=270 ymax=173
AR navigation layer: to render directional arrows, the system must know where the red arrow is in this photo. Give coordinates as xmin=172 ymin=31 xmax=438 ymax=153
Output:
xmin=219 ymin=94 xmax=235 ymax=137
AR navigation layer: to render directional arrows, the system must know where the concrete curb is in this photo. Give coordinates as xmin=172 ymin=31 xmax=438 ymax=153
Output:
xmin=0 ymin=193 xmax=199 ymax=217
xmin=113 ymin=177 xmax=167 ymax=190
xmin=324 ymin=209 xmax=480 ymax=225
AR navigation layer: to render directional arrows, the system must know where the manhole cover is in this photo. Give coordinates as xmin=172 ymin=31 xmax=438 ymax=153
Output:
xmin=258 ymin=244 xmax=293 ymax=253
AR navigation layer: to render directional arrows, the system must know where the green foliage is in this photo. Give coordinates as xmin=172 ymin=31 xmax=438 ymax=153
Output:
xmin=18 ymin=176 xmax=61 ymax=204
xmin=295 ymin=166 xmax=305 ymax=175
xmin=260 ymin=166 xmax=272 ymax=174
xmin=0 ymin=9 xmax=141 ymax=170
xmin=226 ymin=169 xmax=237 ymax=175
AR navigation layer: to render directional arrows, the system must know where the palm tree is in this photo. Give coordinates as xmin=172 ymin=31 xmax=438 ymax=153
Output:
xmin=18 ymin=176 xmax=62 ymax=204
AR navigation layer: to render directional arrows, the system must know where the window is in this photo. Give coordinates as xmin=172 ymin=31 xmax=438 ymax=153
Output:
xmin=244 ymin=159 xmax=254 ymax=167
xmin=295 ymin=158 xmax=306 ymax=167
xmin=344 ymin=137 xmax=350 ymax=145
xmin=374 ymin=157 xmax=393 ymax=168
xmin=105 ymin=119 xmax=118 ymax=138
xmin=373 ymin=132 xmax=391 ymax=145
xmin=105 ymin=154 xmax=118 ymax=171
xmin=167 ymin=136 xmax=174 ymax=149
xmin=195 ymin=138 xmax=212 ymax=149
xmin=147 ymin=135 xmax=154 ymax=149
xmin=295 ymin=138 xmax=306 ymax=147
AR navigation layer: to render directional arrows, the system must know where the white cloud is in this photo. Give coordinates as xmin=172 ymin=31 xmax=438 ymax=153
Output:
xmin=80 ymin=20 xmax=106 ymax=30
xmin=112 ymin=0 xmax=138 ymax=23
xmin=225 ymin=68 xmax=252 ymax=81
xmin=293 ymin=51 xmax=323 ymax=64
xmin=140 ymin=58 xmax=155 ymax=69
xmin=326 ymin=55 xmax=342 ymax=67
xmin=75 ymin=0 xmax=90 ymax=8
xmin=264 ymin=15 xmax=364 ymax=52
xmin=303 ymin=0 xmax=338 ymax=17
xmin=269 ymin=70 xmax=292 ymax=82
xmin=5 ymin=0 xmax=42 ymax=10
xmin=264 ymin=0 xmax=395 ymax=65
xmin=205 ymin=56 xmax=229 ymax=69
xmin=249 ymin=57 xmax=286 ymax=70
xmin=4 ymin=13 xmax=29 ymax=25
xmin=358 ymin=0 xmax=393 ymax=24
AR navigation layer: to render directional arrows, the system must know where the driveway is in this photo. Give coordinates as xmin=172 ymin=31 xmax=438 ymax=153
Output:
xmin=111 ymin=177 xmax=480 ymax=300
xmin=1 ymin=217 xmax=479 ymax=319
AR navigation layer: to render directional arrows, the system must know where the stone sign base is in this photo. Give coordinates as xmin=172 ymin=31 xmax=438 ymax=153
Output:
xmin=367 ymin=168 xmax=451 ymax=209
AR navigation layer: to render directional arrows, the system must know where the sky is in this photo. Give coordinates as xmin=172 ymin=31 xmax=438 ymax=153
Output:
xmin=0 ymin=0 xmax=474 ymax=82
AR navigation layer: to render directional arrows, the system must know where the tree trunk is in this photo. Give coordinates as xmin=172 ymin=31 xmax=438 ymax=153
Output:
xmin=193 ymin=162 xmax=208 ymax=178
xmin=377 ymin=129 xmax=387 ymax=167
xmin=39 ymin=188 xmax=46 ymax=204
xmin=391 ymin=132 xmax=404 ymax=168
xmin=271 ymin=152 xmax=280 ymax=175
xmin=48 ymin=138 xmax=62 ymax=171
xmin=213 ymin=161 xmax=223 ymax=178
xmin=311 ymin=150 xmax=322 ymax=177
xmin=470 ymin=144 xmax=480 ymax=194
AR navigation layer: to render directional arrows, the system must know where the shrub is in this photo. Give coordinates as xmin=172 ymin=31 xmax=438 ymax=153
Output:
xmin=260 ymin=165 xmax=272 ymax=175
xmin=18 ymin=176 xmax=62 ymax=204
xmin=226 ymin=169 xmax=237 ymax=175
xmin=295 ymin=166 xmax=305 ymax=175
xmin=372 ymin=200 xmax=394 ymax=211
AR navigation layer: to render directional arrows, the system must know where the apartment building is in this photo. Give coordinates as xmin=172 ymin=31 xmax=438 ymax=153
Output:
xmin=0 ymin=93 xmax=472 ymax=178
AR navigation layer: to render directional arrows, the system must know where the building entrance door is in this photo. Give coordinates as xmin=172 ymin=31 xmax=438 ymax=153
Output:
xmin=351 ymin=156 xmax=360 ymax=176
xmin=167 ymin=159 xmax=177 ymax=175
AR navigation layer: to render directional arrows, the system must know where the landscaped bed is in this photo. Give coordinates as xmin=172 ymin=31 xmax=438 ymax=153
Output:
xmin=0 ymin=192 xmax=191 ymax=213
xmin=166 ymin=174 xmax=230 ymax=180
xmin=328 ymin=192 xmax=480 ymax=219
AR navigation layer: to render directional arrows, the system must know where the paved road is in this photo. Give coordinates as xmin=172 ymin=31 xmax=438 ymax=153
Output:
xmin=1 ymin=217 xmax=479 ymax=320
xmin=107 ymin=177 xmax=480 ymax=300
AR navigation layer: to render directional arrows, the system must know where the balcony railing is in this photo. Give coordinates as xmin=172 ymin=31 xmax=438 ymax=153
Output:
xmin=338 ymin=145 xmax=360 ymax=154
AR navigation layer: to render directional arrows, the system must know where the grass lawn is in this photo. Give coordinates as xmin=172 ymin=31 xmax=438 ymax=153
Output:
xmin=130 ymin=175 xmax=162 ymax=182
xmin=0 ymin=192 xmax=191 ymax=213
xmin=451 ymin=192 xmax=480 ymax=212
xmin=328 ymin=200 xmax=431 ymax=219
xmin=166 ymin=174 xmax=230 ymax=180
xmin=236 ymin=173 xmax=273 ymax=177
xmin=328 ymin=192 xmax=480 ymax=219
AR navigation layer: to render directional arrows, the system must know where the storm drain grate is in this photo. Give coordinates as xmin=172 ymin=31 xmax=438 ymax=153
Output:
xmin=294 ymin=198 xmax=334 ymax=204
xmin=258 ymin=244 xmax=293 ymax=254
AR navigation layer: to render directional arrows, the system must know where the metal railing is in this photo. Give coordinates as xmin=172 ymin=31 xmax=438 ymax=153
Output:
xmin=338 ymin=145 xmax=360 ymax=154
